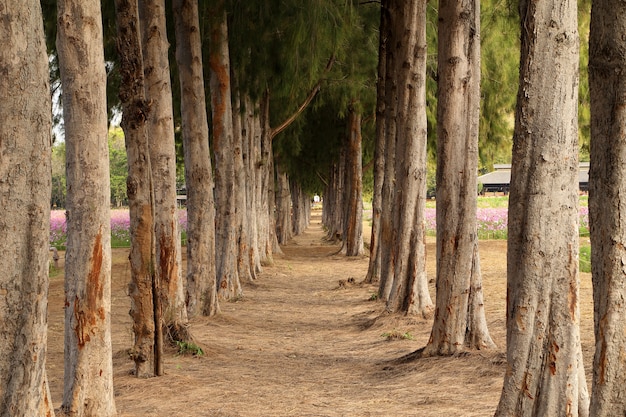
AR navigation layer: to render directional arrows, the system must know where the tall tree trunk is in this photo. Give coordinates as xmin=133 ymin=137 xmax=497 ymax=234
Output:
xmin=115 ymin=0 xmax=157 ymax=377
xmin=0 ymin=2 xmax=55 ymax=414
xmin=275 ymin=164 xmax=293 ymax=245
xmin=257 ymin=92 xmax=274 ymax=265
xmin=588 ymin=0 xmax=626 ymax=414
xmin=424 ymin=0 xmax=494 ymax=355
xmin=324 ymin=157 xmax=345 ymax=242
xmin=382 ymin=0 xmax=433 ymax=317
xmin=378 ymin=0 xmax=399 ymax=302
xmin=494 ymin=0 xmax=589 ymax=413
xmin=341 ymin=107 xmax=364 ymax=256
xmin=140 ymin=0 xmax=189 ymax=349
xmin=245 ymin=96 xmax=263 ymax=274
xmin=291 ymin=180 xmax=309 ymax=236
xmin=209 ymin=2 xmax=242 ymax=299
xmin=173 ymin=0 xmax=219 ymax=317
xmin=57 ymin=0 xmax=117 ymax=413
xmin=365 ymin=2 xmax=389 ymax=284
xmin=231 ymin=84 xmax=254 ymax=282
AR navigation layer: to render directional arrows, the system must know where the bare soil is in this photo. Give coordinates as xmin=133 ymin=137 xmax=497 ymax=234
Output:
xmin=45 ymin=210 xmax=595 ymax=416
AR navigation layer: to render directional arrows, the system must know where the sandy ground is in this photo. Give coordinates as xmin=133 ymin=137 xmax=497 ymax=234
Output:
xmin=45 ymin=210 xmax=595 ymax=416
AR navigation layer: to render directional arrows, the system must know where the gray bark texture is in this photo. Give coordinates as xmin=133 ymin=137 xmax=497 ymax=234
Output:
xmin=209 ymin=2 xmax=243 ymax=300
xmin=115 ymin=0 xmax=157 ymax=377
xmin=588 ymin=0 xmax=626 ymax=414
xmin=424 ymin=0 xmax=494 ymax=355
xmin=364 ymin=3 xmax=388 ymax=284
xmin=381 ymin=0 xmax=433 ymax=317
xmin=57 ymin=0 xmax=117 ymax=414
xmin=341 ymin=109 xmax=364 ymax=256
xmin=140 ymin=0 xmax=189 ymax=348
xmin=173 ymin=0 xmax=219 ymax=317
xmin=494 ymin=0 xmax=589 ymax=414
xmin=0 ymin=1 xmax=55 ymax=415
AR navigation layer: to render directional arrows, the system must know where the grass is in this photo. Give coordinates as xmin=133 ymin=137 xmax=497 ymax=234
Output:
xmin=580 ymin=245 xmax=591 ymax=273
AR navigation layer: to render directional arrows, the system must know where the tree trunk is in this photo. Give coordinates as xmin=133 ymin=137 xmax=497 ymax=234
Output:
xmin=57 ymin=0 xmax=117 ymax=413
xmin=588 ymin=0 xmax=626 ymax=414
xmin=140 ymin=0 xmax=189 ymax=350
xmin=324 ymin=157 xmax=345 ymax=242
xmin=291 ymin=180 xmax=309 ymax=236
xmin=173 ymin=0 xmax=219 ymax=317
xmin=244 ymin=95 xmax=263 ymax=274
xmin=341 ymin=108 xmax=364 ymax=256
xmin=424 ymin=0 xmax=494 ymax=355
xmin=382 ymin=0 xmax=433 ymax=317
xmin=0 ymin=2 xmax=55 ymax=414
xmin=275 ymin=164 xmax=293 ymax=245
xmin=494 ymin=0 xmax=589 ymax=413
xmin=365 ymin=2 xmax=389 ymax=284
xmin=114 ymin=0 xmax=157 ymax=377
xmin=209 ymin=2 xmax=242 ymax=300
xmin=231 ymin=84 xmax=254 ymax=283
xmin=257 ymin=92 xmax=275 ymax=265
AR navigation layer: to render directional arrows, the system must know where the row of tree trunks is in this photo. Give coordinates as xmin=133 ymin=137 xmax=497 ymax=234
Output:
xmin=341 ymin=108 xmax=364 ymax=256
xmin=424 ymin=0 xmax=494 ymax=355
xmin=0 ymin=1 xmax=55 ymax=414
xmin=114 ymin=0 xmax=158 ymax=378
xmin=494 ymin=0 xmax=588 ymax=412
xmin=291 ymin=180 xmax=311 ymax=236
xmin=275 ymin=164 xmax=293 ymax=245
xmin=57 ymin=0 xmax=118 ymax=414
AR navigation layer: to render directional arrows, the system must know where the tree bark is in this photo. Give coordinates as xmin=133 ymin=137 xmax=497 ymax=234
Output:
xmin=114 ymin=0 xmax=157 ymax=377
xmin=57 ymin=0 xmax=117 ymax=413
xmin=0 ymin=2 xmax=55 ymax=414
xmin=173 ymin=0 xmax=219 ymax=317
xmin=209 ymin=1 xmax=242 ymax=299
xmin=424 ymin=0 xmax=494 ymax=355
xmin=494 ymin=0 xmax=589 ymax=413
xmin=588 ymin=0 xmax=626 ymax=414
xmin=341 ymin=108 xmax=364 ymax=256
xmin=140 ymin=0 xmax=189 ymax=349
xmin=365 ymin=2 xmax=389 ymax=284
xmin=382 ymin=0 xmax=433 ymax=317
xmin=291 ymin=180 xmax=310 ymax=236
xmin=275 ymin=164 xmax=293 ymax=245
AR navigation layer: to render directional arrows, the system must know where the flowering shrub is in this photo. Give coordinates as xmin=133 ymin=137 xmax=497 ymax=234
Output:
xmin=49 ymin=209 xmax=189 ymax=248
xmin=425 ymin=206 xmax=590 ymax=240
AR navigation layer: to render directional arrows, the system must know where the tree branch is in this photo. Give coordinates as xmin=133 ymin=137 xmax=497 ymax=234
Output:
xmin=270 ymin=54 xmax=336 ymax=141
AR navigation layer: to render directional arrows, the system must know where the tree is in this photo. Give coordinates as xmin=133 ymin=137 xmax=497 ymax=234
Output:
xmin=588 ymin=0 xmax=626 ymax=413
xmin=0 ymin=1 xmax=55 ymax=415
xmin=341 ymin=107 xmax=364 ymax=256
xmin=173 ymin=0 xmax=219 ymax=316
xmin=364 ymin=2 xmax=388 ymax=284
xmin=378 ymin=0 xmax=433 ymax=316
xmin=209 ymin=0 xmax=242 ymax=300
xmin=114 ymin=0 xmax=157 ymax=378
xmin=423 ymin=0 xmax=494 ymax=355
xmin=494 ymin=0 xmax=589 ymax=413
xmin=57 ymin=0 xmax=117 ymax=414
xmin=139 ymin=0 xmax=189 ymax=347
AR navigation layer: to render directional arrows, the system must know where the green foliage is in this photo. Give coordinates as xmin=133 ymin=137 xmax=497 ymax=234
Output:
xmin=108 ymin=127 xmax=128 ymax=207
xmin=175 ymin=341 xmax=204 ymax=357
xmin=382 ymin=330 xmax=415 ymax=341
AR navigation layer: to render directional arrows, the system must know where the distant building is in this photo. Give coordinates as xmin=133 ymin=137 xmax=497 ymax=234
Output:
xmin=478 ymin=162 xmax=589 ymax=194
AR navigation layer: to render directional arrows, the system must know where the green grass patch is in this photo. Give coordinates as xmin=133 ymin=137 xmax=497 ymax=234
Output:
xmin=580 ymin=245 xmax=591 ymax=273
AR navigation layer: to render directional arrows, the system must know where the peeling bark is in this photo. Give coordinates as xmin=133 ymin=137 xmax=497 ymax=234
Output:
xmin=58 ymin=0 xmax=117 ymax=412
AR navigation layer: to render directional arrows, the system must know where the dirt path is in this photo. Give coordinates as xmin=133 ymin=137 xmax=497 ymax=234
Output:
xmin=45 ymin=211 xmax=595 ymax=416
